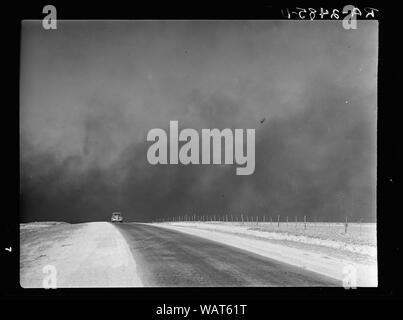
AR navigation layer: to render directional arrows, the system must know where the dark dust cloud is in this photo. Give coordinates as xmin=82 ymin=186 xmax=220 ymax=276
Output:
xmin=20 ymin=21 xmax=377 ymax=223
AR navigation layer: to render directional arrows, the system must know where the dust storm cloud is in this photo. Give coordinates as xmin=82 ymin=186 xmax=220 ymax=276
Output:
xmin=20 ymin=21 xmax=377 ymax=222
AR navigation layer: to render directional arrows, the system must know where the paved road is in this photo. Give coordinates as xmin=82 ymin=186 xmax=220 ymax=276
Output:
xmin=117 ymin=223 xmax=340 ymax=287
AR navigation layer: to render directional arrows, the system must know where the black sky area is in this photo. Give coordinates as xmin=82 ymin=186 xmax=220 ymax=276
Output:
xmin=20 ymin=21 xmax=377 ymax=223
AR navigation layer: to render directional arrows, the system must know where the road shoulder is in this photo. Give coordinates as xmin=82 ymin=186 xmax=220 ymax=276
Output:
xmin=20 ymin=222 xmax=142 ymax=288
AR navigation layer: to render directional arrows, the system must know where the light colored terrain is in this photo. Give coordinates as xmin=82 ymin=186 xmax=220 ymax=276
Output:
xmin=153 ymin=222 xmax=377 ymax=287
xmin=20 ymin=220 xmax=376 ymax=288
xmin=20 ymin=222 xmax=142 ymax=288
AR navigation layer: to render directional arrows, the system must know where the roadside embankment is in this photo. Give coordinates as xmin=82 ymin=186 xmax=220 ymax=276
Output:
xmin=20 ymin=221 xmax=142 ymax=288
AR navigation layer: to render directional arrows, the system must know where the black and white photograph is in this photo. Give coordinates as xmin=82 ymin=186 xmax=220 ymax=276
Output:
xmin=16 ymin=11 xmax=381 ymax=293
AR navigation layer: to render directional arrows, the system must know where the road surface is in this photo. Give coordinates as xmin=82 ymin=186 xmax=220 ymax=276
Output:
xmin=117 ymin=223 xmax=340 ymax=287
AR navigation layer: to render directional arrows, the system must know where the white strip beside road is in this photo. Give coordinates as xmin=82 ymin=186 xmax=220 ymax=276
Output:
xmin=21 ymin=222 xmax=142 ymax=288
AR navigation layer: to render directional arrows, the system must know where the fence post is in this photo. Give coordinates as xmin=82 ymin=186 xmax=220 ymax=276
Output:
xmin=304 ymin=215 xmax=306 ymax=230
xmin=241 ymin=214 xmax=244 ymax=225
xmin=345 ymin=217 xmax=348 ymax=234
xmin=277 ymin=215 xmax=280 ymax=228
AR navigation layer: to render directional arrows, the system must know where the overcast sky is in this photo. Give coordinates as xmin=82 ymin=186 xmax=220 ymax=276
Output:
xmin=20 ymin=20 xmax=377 ymax=222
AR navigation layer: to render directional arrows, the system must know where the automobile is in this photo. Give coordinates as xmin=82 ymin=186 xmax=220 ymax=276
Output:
xmin=111 ymin=212 xmax=123 ymax=223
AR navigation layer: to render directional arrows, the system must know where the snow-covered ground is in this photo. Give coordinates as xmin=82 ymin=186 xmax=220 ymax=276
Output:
xmin=153 ymin=222 xmax=377 ymax=287
xmin=20 ymin=222 xmax=142 ymax=288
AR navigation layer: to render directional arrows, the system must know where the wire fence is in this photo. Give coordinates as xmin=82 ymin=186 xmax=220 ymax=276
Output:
xmin=153 ymin=214 xmax=375 ymax=236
